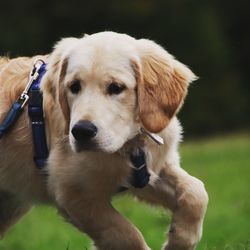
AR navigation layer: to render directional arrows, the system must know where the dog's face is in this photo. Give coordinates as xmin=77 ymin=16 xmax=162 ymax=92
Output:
xmin=44 ymin=32 xmax=196 ymax=153
xmin=64 ymin=35 xmax=140 ymax=153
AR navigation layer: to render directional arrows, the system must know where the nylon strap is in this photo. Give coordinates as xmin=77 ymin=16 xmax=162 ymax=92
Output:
xmin=118 ymin=148 xmax=150 ymax=192
xmin=28 ymin=63 xmax=49 ymax=168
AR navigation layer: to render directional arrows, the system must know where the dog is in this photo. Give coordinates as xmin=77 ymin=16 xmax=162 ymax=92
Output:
xmin=0 ymin=31 xmax=208 ymax=250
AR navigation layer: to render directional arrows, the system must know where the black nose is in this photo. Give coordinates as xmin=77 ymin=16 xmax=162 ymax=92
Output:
xmin=71 ymin=120 xmax=98 ymax=142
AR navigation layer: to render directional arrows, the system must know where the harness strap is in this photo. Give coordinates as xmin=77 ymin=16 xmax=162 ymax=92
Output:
xmin=129 ymin=148 xmax=150 ymax=188
xmin=28 ymin=63 xmax=48 ymax=168
xmin=118 ymin=148 xmax=150 ymax=192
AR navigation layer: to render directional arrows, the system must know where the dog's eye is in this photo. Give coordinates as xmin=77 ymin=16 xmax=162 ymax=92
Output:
xmin=107 ymin=83 xmax=126 ymax=95
xmin=69 ymin=80 xmax=81 ymax=94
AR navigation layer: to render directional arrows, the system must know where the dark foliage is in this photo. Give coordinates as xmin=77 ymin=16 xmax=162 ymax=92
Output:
xmin=0 ymin=0 xmax=249 ymax=136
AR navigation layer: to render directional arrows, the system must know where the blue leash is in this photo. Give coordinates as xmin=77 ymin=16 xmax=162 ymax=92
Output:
xmin=0 ymin=101 xmax=24 ymax=139
xmin=0 ymin=61 xmax=44 ymax=139
xmin=0 ymin=60 xmax=49 ymax=168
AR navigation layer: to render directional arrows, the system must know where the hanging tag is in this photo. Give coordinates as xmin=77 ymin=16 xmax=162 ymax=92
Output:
xmin=140 ymin=128 xmax=164 ymax=145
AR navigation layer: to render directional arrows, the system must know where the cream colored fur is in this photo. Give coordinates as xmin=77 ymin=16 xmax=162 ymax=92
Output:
xmin=0 ymin=32 xmax=208 ymax=250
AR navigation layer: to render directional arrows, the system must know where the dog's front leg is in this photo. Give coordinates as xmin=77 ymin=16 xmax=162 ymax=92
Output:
xmin=57 ymin=187 xmax=150 ymax=250
xmin=132 ymin=164 xmax=208 ymax=250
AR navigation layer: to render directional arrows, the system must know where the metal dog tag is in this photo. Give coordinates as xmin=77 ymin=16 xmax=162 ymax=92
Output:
xmin=140 ymin=128 xmax=164 ymax=145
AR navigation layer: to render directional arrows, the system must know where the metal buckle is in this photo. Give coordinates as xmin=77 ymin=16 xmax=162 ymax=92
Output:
xmin=130 ymin=163 xmax=146 ymax=170
xmin=22 ymin=59 xmax=45 ymax=95
xmin=140 ymin=127 xmax=164 ymax=145
xmin=18 ymin=93 xmax=30 ymax=108
xmin=18 ymin=59 xmax=45 ymax=109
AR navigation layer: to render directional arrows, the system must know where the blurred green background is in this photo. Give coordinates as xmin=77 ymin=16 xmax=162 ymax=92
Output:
xmin=0 ymin=0 xmax=249 ymax=249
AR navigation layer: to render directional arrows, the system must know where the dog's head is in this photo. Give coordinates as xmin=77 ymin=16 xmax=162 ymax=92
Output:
xmin=43 ymin=32 xmax=196 ymax=153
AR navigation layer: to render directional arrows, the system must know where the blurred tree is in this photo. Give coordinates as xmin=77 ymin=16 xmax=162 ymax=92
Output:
xmin=0 ymin=0 xmax=249 ymax=136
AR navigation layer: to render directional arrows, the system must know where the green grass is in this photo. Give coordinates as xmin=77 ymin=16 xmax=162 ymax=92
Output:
xmin=1 ymin=134 xmax=250 ymax=250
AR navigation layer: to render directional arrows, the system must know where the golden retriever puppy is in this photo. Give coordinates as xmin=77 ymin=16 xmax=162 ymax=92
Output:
xmin=0 ymin=32 xmax=208 ymax=250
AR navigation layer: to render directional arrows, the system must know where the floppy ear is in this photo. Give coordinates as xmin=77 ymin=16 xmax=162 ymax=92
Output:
xmin=135 ymin=39 xmax=197 ymax=133
xmin=57 ymin=57 xmax=70 ymax=134
xmin=42 ymin=37 xmax=78 ymax=134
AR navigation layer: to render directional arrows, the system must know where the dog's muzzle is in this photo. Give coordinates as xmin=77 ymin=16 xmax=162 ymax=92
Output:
xmin=71 ymin=120 xmax=98 ymax=150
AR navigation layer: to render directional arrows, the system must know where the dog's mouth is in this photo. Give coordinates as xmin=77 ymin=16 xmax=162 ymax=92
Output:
xmin=72 ymin=135 xmax=140 ymax=154
xmin=74 ymin=140 xmax=100 ymax=152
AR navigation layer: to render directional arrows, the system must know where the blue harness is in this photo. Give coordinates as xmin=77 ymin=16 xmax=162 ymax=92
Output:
xmin=0 ymin=60 xmax=48 ymax=168
xmin=28 ymin=63 xmax=49 ymax=168
xmin=0 ymin=60 xmax=150 ymax=189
